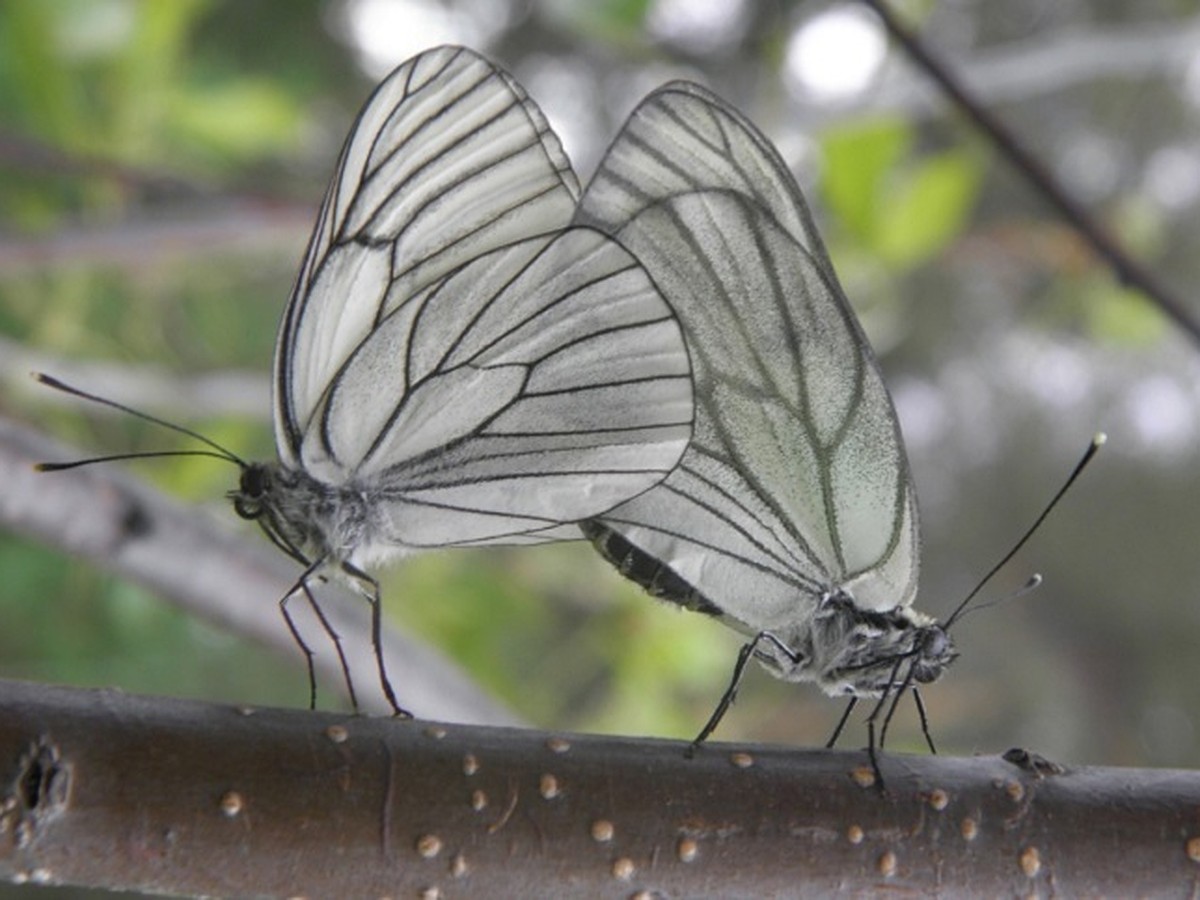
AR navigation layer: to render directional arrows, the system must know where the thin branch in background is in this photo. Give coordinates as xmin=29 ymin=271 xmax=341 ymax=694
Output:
xmin=3 ymin=337 xmax=271 ymax=421
xmin=0 ymin=202 xmax=314 ymax=273
xmin=830 ymin=15 xmax=1200 ymax=124
xmin=0 ymin=130 xmax=221 ymax=200
xmin=0 ymin=129 xmax=317 ymax=275
xmin=858 ymin=0 xmax=1200 ymax=346
xmin=0 ymin=129 xmax=301 ymax=206
xmin=0 ymin=415 xmax=522 ymax=728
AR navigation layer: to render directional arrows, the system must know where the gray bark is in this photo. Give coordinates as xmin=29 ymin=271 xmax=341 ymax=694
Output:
xmin=0 ymin=415 xmax=520 ymax=727
xmin=2 ymin=679 xmax=1199 ymax=897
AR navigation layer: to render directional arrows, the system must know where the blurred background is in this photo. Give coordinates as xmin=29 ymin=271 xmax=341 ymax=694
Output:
xmin=3 ymin=2 xmax=1200 ymax=887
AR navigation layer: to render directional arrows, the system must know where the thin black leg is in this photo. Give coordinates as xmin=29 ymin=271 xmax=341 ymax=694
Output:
xmin=344 ymin=562 xmax=410 ymax=718
xmin=279 ymin=558 xmax=325 ymax=710
xmin=826 ymin=697 xmax=858 ymax=749
xmin=301 ymin=578 xmax=358 ymax=711
xmin=689 ymin=635 xmax=760 ymax=755
xmin=689 ymin=631 xmax=802 ymax=757
xmin=914 ymin=687 xmax=937 ymax=754
xmin=879 ymin=663 xmax=918 ymax=750
xmin=861 ymin=658 xmax=905 ymax=792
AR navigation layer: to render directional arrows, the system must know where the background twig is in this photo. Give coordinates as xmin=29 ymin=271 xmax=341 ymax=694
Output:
xmin=0 ymin=416 xmax=521 ymax=727
xmin=859 ymin=0 xmax=1200 ymax=344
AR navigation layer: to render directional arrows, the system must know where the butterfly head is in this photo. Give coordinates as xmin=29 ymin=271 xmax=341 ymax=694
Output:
xmin=228 ymin=462 xmax=329 ymax=564
xmin=229 ymin=462 xmax=379 ymax=569
xmin=832 ymin=616 xmax=958 ymax=698
xmin=782 ymin=591 xmax=959 ymax=698
xmin=231 ymin=462 xmax=272 ymax=520
xmin=906 ymin=622 xmax=958 ymax=686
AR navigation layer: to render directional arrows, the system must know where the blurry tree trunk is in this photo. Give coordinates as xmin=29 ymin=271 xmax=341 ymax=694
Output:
xmin=2 ymin=678 xmax=1198 ymax=898
xmin=0 ymin=416 xmax=521 ymax=727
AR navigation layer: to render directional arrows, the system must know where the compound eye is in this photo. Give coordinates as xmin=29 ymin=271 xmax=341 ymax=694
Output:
xmin=921 ymin=626 xmax=949 ymax=658
xmin=914 ymin=664 xmax=941 ymax=684
xmin=239 ymin=464 xmax=269 ymax=499
xmin=232 ymin=465 xmax=271 ymax=520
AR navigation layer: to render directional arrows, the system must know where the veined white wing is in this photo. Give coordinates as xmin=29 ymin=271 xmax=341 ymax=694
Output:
xmin=39 ymin=47 xmax=695 ymax=716
xmin=297 ymin=225 xmax=694 ymax=548
xmin=577 ymin=82 xmax=946 ymax=700
xmin=276 ymin=45 xmax=579 ymax=464
xmin=249 ymin=47 xmax=693 ymax=561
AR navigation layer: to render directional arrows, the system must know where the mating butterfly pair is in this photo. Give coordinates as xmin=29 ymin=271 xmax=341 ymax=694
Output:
xmin=44 ymin=46 xmax=959 ymax=750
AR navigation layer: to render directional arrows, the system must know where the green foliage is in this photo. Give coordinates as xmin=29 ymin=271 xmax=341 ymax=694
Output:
xmin=541 ymin=0 xmax=653 ymax=45
xmin=821 ymin=117 xmax=982 ymax=269
xmin=1087 ymin=280 xmax=1167 ymax=343
xmin=1038 ymin=196 xmax=1168 ymax=343
xmin=0 ymin=538 xmax=299 ymax=705
xmin=0 ymin=0 xmax=306 ymax=231
xmin=383 ymin=544 xmax=733 ymax=734
xmin=1047 ymin=272 xmax=1168 ymax=345
xmin=2 ymin=0 xmax=1190 ymax=784
xmin=167 ymin=77 xmax=304 ymax=160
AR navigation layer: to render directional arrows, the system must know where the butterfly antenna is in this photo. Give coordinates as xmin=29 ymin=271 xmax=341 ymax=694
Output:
xmin=33 ymin=372 xmax=247 ymax=469
xmin=943 ymin=433 xmax=1105 ymax=630
xmin=950 ymin=572 xmax=1043 ymax=624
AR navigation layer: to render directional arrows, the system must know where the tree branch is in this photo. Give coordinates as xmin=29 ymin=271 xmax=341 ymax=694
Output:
xmin=1 ymin=679 xmax=1198 ymax=896
xmin=0 ymin=415 xmax=521 ymax=727
xmin=859 ymin=0 xmax=1200 ymax=345
xmin=0 ymin=202 xmax=313 ymax=273
xmin=829 ymin=15 xmax=1200 ymax=122
xmin=0 ymin=129 xmax=294 ymax=205
xmin=3 ymin=338 xmax=271 ymax=420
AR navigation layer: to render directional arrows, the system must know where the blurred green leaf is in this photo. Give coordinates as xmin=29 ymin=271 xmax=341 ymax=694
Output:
xmin=166 ymin=79 xmax=304 ymax=159
xmin=822 ymin=119 xmax=980 ymax=269
xmin=586 ymin=595 xmax=737 ymax=738
xmin=1085 ymin=278 xmax=1167 ymax=344
xmin=875 ymin=151 xmax=980 ymax=267
xmin=821 ymin=118 xmax=909 ymax=240
xmin=1 ymin=0 xmax=76 ymax=142
xmin=108 ymin=0 xmax=212 ymax=158
xmin=541 ymin=0 xmax=653 ymax=43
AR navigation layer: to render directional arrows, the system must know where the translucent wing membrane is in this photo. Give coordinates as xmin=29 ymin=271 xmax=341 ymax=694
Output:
xmin=40 ymin=47 xmax=700 ymax=719
xmin=272 ymin=47 xmax=693 ymax=549
xmin=577 ymin=83 xmax=919 ymax=633
xmin=302 ymin=226 xmax=693 ymax=547
xmin=276 ymin=45 xmax=582 ymax=464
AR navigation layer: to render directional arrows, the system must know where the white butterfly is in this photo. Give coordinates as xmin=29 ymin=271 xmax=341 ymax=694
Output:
xmin=575 ymin=81 xmax=955 ymax=744
xmin=42 ymin=47 xmax=694 ymax=713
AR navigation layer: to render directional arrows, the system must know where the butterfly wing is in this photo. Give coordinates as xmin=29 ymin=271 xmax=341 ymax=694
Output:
xmin=303 ymin=225 xmax=693 ymax=547
xmin=576 ymin=83 xmax=918 ymax=630
xmin=275 ymin=45 xmax=581 ymax=465
xmin=274 ymin=47 xmax=692 ymax=547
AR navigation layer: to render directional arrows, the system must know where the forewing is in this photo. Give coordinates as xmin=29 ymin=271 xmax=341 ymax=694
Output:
xmin=577 ymin=84 xmax=918 ymax=628
xmin=275 ymin=46 xmax=580 ymax=467
xmin=298 ymin=226 xmax=692 ymax=547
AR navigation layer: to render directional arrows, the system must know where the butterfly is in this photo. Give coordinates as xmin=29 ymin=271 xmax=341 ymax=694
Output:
xmin=39 ymin=46 xmax=694 ymax=714
xmin=573 ymin=80 xmax=957 ymax=757
xmin=574 ymin=81 xmax=1104 ymax=770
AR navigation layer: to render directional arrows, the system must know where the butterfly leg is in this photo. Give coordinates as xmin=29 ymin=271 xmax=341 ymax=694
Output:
xmin=298 ymin=577 xmax=359 ymax=712
xmin=878 ymin=663 xmax=919 ymax=750
xmin=341 ymin=561 xmax=411 ymax=718
xmin=825 ymin=696 xmax=858 ymax=748
xmin=279 ymin=560 xmax=326 ymax=710
xmin=689 ymin=631 xmax=799 ymax=756
xmin=861 ymin=657 xmax=906 ymax=792
xmin=913 ymin=687 xmax=937 ymax=754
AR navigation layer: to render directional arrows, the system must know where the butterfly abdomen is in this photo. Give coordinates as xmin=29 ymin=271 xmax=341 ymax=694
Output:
xmin=580 ymin=520 xmax=722 ymax=616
